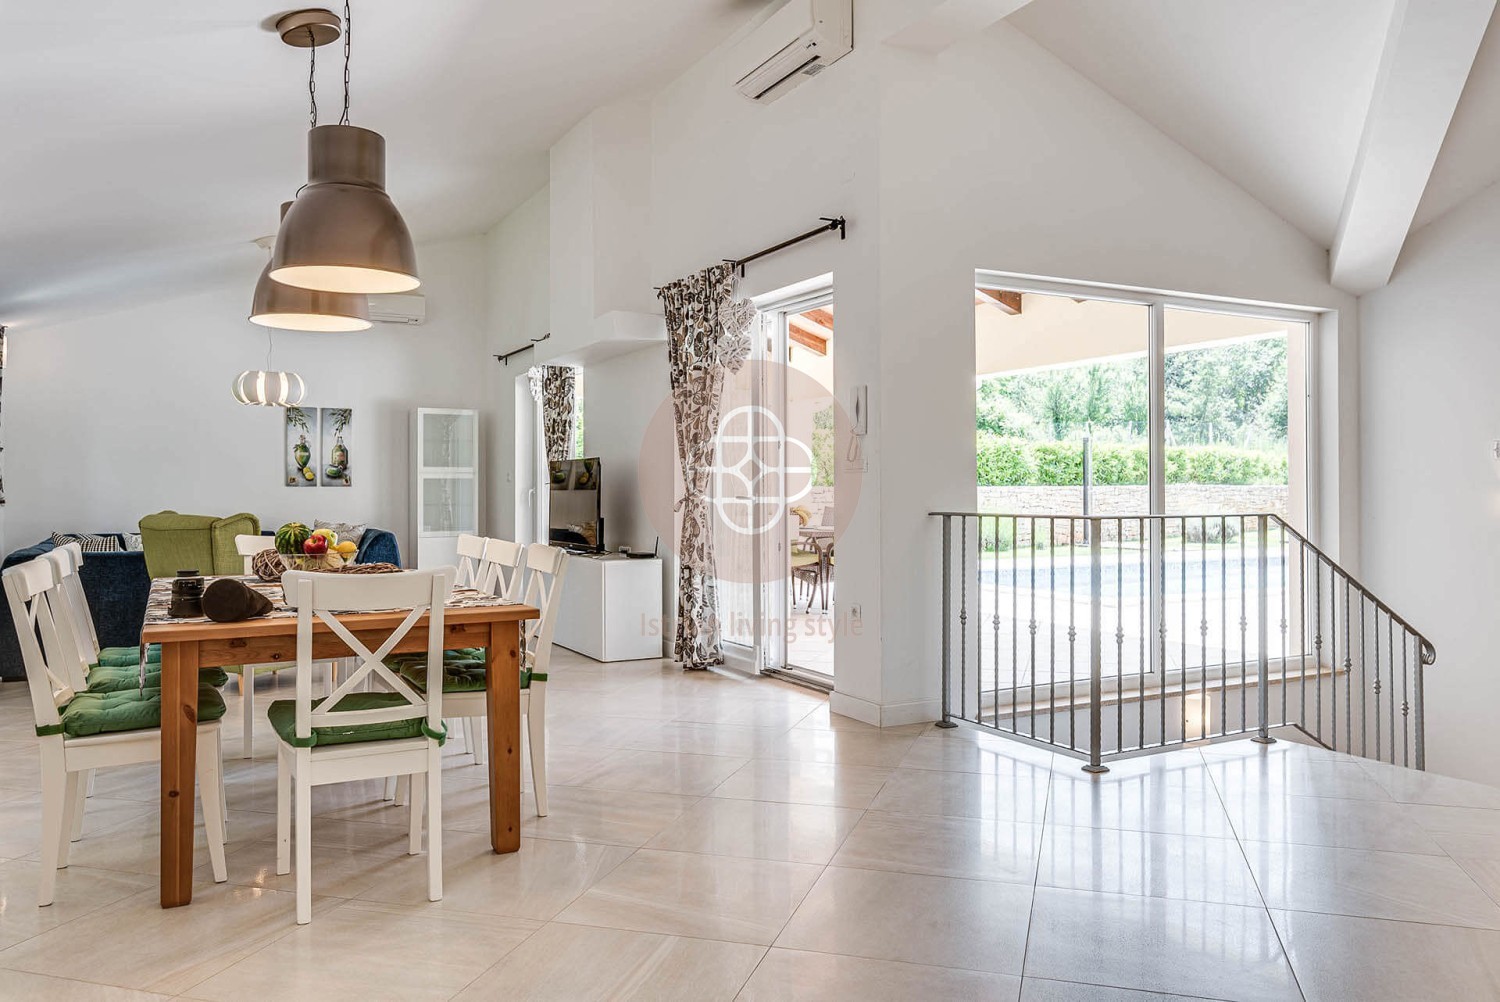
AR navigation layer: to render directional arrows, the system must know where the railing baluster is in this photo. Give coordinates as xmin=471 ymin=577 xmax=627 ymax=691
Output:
xmin=992 ymin=516 xmax=1000 ymax=730
xmin=1414 ymin=635 xmax=1426 ymax=770
xmin=959 ymin=517 xmax=968 ymax=723
xmin=1201 ymin=517 xmax=1209 ymax=742
xmin=1279 ymin=520 xmax=1288 ymax=727
xmin=939 ymin=515 xmax=953 ymax=728
xmin=1030 ymin=517 xmax=1037 ymax=740
xmin=1254 ymin=515 xmax=1272 ymax=744
xmin=1139 ymin=517 xmax=1147 ymax=750
xmin=1240 ymin=514 xmax=1248 ymax=733
xmin=1068 ymin=518 xmax=1076 ymax=752
xmin=1314 ymin=554 xmax=1323 ymax=746
xmin=1012 ymin=517 xmax=1018 ymax=735
xmin=1299 ymin=541 xmax=1308 ymax=733
xmin=1374 ymin=607 xmax=1383 ymax=764
xmin=1401 ymin=630 xmax=1411 ymax=768
xmin=1359 ymin=593 xmax=1368 ymax=760
xmin=1181 ymin=516 xmax=1188 ymax=743
xmin=1350 ymin=579 xmax=1362 ymax=759
xmin=1220 ymin=515 xmax=1228 ymax=738
xmin=1085 ymin=517 xmax=1106 ymax=773
xmin=1049 ymin=517 xmax=1057 ymax=746
xmin=1116 ymin=517 xmax=1124 ymax=754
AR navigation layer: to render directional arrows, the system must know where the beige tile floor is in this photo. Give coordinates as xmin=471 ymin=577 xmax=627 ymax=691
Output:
xmin=3 ymin=651 xmax=1500 ymax=999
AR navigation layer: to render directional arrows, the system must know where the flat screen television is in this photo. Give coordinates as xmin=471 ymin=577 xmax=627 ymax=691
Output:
xmin=548 ymin=457 xmax=603 ymax=552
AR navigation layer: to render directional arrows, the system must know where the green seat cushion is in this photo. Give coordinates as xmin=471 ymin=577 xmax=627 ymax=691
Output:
xmin=86 ymin=665 xmax=230 ymax=692
xmin=268 ymin=692 xmax=430 ymax=748
xmin=57 ymin=685 xmax=227 ymax=738
xmin=392 ymin=658 xmax=534 ymax=693
xmin=95 ymin=644 xmax=162 ymax=667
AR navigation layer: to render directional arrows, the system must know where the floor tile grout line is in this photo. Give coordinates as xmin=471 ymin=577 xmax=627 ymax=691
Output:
xmin=1203 ymin=746 xmax=1309 ymax=1002
xmin=1015 ymin=756 xmax=1055 ymax=986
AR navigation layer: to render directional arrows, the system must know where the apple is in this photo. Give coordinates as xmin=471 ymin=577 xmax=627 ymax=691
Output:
xmin=302 ymin=535 xmax=329 ymax=555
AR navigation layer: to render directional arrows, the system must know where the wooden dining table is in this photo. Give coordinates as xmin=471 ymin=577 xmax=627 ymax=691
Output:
xmin=139 ymin=576 xmax=539 ymax=908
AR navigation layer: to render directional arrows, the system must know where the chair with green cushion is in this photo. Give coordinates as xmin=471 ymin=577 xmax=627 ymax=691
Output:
xmin=3 ymin=557 xmax=228 ymax=906
xmin=271 ymin=567 xmax=456 ymax=925
xmin=138 ymin=510 xmax=260 ymax=579
xmin=390 ymin=542 xmax=566 ymax=816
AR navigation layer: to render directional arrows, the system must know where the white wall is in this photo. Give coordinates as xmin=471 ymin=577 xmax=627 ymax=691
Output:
xmin=1360 ymin=182 xmax=1500 ymax=783
xmin=5 ymin=236 xmax=488 ymax=562
xmin=636 ymin=10 xmax=1357 ymax=724
xmin=483 ymin=186 xmax=551 ymax=541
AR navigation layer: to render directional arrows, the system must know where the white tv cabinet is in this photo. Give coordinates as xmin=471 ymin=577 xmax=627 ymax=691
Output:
xmin=553 ymin=554 xmax=664 ymax=662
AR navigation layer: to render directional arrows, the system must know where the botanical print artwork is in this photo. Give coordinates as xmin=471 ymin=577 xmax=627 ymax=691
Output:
xmin=285 ymin=406 xmax=315 ymax=487
xmin=319 ymin=407 xmax=352 ymax=487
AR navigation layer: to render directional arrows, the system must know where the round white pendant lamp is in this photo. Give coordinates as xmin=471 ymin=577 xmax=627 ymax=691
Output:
xmin=231 ymin=368 xmax=307 ymax=407
xmin=250 ymin=202 xmax=372 ymax=331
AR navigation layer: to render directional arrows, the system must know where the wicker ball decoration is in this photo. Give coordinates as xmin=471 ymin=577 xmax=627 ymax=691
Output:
xmin=251 ymin=548 xmax=286 ymax=582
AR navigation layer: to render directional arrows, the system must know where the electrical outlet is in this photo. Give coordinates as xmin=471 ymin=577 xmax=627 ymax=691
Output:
xmin=850 ymin=604 xmax=862 ymax=622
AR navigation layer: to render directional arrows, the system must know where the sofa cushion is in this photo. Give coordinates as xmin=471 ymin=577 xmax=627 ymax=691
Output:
xmin=51 ymin=532 xmax=123 ymax=553
xmin=55 ymin=684 xmax=227 ymax=738
xmin=267 ymin=692 xmax=430 ymax=747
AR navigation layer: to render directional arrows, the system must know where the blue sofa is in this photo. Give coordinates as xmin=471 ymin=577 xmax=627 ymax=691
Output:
xmin=0 ymin=528 xmax=400 ymax=681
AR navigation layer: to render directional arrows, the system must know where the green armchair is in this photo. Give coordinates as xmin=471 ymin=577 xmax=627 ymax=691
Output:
xmin=137 ymin=510 xmax=261 ymax=578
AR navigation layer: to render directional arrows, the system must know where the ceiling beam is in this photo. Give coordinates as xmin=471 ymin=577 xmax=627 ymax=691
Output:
xmin=883 ymin=0 xmax=1038 ymax=54
xmin=789 ymin=315 xmax=829 ymax=355
xmin=1330 ymin=0 xmax=1495 ymax=295
xmin=975 ymin=288 xmax=1022 ymax=315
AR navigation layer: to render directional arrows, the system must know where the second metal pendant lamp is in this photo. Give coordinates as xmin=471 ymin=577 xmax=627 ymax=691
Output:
xmin=270 ymin=1 xmax=420 ymax=295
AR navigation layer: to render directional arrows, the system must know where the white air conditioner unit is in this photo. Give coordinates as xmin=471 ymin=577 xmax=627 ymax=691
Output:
xmin=368 ymin=292 xmax=426 ymax=325
xmin=730 ymin=0 xmax=852 ymax=104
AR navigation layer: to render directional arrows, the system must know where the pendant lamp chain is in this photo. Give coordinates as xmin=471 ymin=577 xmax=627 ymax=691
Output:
xmin=340 ymin=0 xmax=352 ymax=126
xmin=306 ymin=27 xmax=318 ymax=127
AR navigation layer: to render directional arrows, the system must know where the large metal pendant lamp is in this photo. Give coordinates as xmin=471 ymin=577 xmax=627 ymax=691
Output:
xmin=270 ymin=1 xmax=420 ymax=295
xmin=250 ymin=202 xmax=371 ymax=331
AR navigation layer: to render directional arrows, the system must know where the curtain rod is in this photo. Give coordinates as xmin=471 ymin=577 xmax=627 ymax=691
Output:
xmin=493 ymin=332 xmax=550 ymax=366
xmin=655 ymin=215 xmax=846 ymax=291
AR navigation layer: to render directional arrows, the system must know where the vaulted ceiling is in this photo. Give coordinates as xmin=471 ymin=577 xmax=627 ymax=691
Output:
xmin=0 ymin=1 xmax=756 ymax=328
xmin=9 ymin=0 xmax=1500 ymax=329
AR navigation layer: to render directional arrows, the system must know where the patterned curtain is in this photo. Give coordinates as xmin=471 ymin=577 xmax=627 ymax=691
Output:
xmin=658 ymin=263 xmax=755 ymax=669
xmin=528 ymin=365 xmax=578 ymax=463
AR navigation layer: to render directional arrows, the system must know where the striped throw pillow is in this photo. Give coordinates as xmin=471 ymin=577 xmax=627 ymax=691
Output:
xmin=51 ymin=532 xmax=122 ymax=553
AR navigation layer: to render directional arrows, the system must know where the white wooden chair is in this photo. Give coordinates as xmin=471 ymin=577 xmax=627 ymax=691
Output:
xmin=456 ymin=537 xmax=529 ymax=764
xmin=272 ymin=567 xmax=455 ymax=925
xmin=454 ymin=533 xmax=488 ymax=589
xmin=4 ymin=558 xmax=228 ymax=906
xmin=398 ymin=543 xmax=565 ymax=815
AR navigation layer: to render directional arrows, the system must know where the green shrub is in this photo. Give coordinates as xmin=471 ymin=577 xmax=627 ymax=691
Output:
xmin=976 ymin=438 xmax=1286 ymax=486
xmin=976 ymin=433 xmax=1035 ymax=485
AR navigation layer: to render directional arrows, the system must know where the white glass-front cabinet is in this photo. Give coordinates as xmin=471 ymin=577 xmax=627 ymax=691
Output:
xmin=411 ymin=408 xmax=479 ymax=569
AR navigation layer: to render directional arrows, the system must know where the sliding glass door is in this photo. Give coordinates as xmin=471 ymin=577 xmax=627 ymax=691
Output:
xmin=974 ymin=274 xmax=1313 ymax=692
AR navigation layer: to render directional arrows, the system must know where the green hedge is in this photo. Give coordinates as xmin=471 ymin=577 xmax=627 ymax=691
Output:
xmin=977 ymin=434 xmax=1285 ymax=486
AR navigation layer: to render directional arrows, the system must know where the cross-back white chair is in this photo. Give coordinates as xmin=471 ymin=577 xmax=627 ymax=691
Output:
xmin=4 ymin=558 xmax=227 ymax=906
xmin=273 ymin=567 xmax=455 ymax=925
xmin=453 ymin=537 xmax=529 ymax=764
xmin=454 ymin=533 xmax=488 ymax=590
xmin=228 ymin=534 xmax=297 ymax=758
xmin=418 ymin=543 xmax=566 ymax=815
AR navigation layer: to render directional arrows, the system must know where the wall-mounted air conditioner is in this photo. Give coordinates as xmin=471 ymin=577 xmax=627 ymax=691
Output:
xmin=368 ymin=292 xmax=426 ymax=325
xmin=730 ymin=0 xmax=853 ymax=104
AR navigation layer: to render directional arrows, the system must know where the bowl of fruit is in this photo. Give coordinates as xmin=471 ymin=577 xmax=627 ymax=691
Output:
xmin=272 ymin=523 xmax=361 ymax=573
